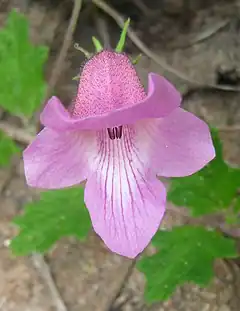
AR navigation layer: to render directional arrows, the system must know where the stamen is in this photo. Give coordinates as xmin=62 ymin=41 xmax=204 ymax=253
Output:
xmin=107 ymin=126 xmax=123 ymax=140
xmin=107 ymin=128 xmax=115 ymax=140
xmin=115 ymin=126 xmax=123 ymax=139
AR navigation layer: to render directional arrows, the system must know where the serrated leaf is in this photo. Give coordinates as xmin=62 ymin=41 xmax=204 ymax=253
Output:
xmin=0 ymin=10 xmax=48 ymax=117
xmin=167 ymin=129 xmax=240 ymax=216
xmin=233 ymin=197 xmax=240 ymax=213
xmin=227 ymin=197 xmax=240 ymax=225
xmin=137 ymin=226 xmax=238 ymax=302
xmin=10 ymin=187 xmax=91 ymax=255
xmin=0 ymin=130 xmax=20 ymax=166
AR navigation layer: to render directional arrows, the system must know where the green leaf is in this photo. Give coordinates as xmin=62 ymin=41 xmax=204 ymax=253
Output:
xmin=115 ymin=18 xmax=130 ymax=52
xmin=168 ymin=129 xmax=240 ymax=216
xmin=0 ymin=130 xmax=19 ymax=166
xmin=0 ymin=10 xmax=48 ymax=117
xmin=225 ymin=196 xmax=240 ymax=225
xmin=138 ymin=226 xmax=238 ymax=303
xmin=10 ymin=187 xmax=91 ymax=255
xmin=233 ymin=196 xmax=240 ymax=213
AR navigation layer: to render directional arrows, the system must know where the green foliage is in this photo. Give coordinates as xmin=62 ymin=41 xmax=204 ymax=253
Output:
xmin=0 ymin=10 xmax=48 ymax=117
xmin=226 ymin=197 xmax=240 ymax=225
xmin=233 ymin=197 xmax=240 ymax=213
xmin=168 ymin=130 xmax=240 ymax=216
xmin=11 ymin=188 xmax=91 ymax=255
xmin=0 ymin=130 xmax=19 ymax=166
xmin=138 ymin=226 xmax=238 ymax=302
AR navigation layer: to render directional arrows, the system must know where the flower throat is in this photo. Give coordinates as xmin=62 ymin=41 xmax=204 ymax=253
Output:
xmin=107 ymin=126 xmax=123 ymax=140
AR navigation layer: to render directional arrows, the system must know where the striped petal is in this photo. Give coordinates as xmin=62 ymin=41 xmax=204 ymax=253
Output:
xmin=85 ymin=126 xmax=166 ymax=258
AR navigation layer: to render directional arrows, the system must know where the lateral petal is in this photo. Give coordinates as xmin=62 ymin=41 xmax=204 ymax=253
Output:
xmin=23 ymin=128 xmax=94 ymax=189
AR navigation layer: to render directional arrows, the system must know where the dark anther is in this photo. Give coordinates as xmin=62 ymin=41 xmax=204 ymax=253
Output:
xmin=115 ymin=126 xmax=123 ymax=139
xmin=107 ymin=126 xmax=123 ymax=140
xmin=107 ymin=128 xmax=115 ymax=140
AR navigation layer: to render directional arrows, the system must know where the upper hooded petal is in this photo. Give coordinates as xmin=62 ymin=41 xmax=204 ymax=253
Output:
xmin=40 ymin=73 xmax=181 ymax=131
xmin=72 ymin=50 xmax=146 ymax=117
xmin=84 ymin=126 xmax=166 ymax=258
xmin=135 ymin=108 xmax=215 ymax=177
xmin=23 ymin=128 xmax=95 ymax=189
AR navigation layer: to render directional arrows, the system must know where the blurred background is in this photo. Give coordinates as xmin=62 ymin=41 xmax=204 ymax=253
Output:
xmin=0 ymin=0 xmax=240 ymax=310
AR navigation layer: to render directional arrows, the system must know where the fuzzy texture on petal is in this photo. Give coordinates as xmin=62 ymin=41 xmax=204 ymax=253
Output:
xmin=84 ymin=126 xmax=166 ymax=258
xmin=23 ymin=128 xmax=95 ymax=189
xmin=73 ymin=50 xmax=146 ymax=117
xmin=40 ymin=72 xmax=181 ymax=131
xmin=134 ymin=108 xmax=215 ymax=177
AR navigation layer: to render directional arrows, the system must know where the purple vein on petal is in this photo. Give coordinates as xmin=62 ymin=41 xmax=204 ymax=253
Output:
xmin=123 ymin=126 xmax=145 ymax=208
xmin=120 ymin=132 xmax=138 ymax=241
xmin=124 ymin=125 xmax=157 ymax=217
xmin=111 ymin=141 xmax=116 ymax=230
xmin=117 ymin=134 xmax=129 ymax=241
xmin=122 ymin=127 xmax=145 ymax=237
xmin=102 ymin=132 xmax=111 ymax=223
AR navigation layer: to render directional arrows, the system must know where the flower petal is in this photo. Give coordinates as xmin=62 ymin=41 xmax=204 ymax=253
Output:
xmin=135 ymin=108 xmax=215 ymax=177
xmin=84 ymin=127 xmax=166 ymax=258
xmin=41 ymin=73 xmax=181 ymax=131
xmin=23 ymin=128 xmax=94 ymax=189
xmin=72 ymin=50 xmax=146 ymax=117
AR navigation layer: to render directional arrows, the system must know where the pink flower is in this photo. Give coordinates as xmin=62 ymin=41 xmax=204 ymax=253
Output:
xmin=23 ymin=50 xmax=215 ymax=258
